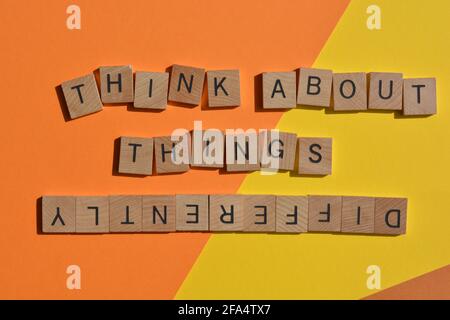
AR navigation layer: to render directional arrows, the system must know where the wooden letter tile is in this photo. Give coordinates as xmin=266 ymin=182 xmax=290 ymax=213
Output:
xmin=134 ymin=71 xmax=169 ymax=109
xmin=298 ymin=137 xmax=332 ymax=175
xmin=308 ymin=195 xmax=342 ymax=232
xmin=403 ymin=78 xmax=437 ymax=115
xmin=168 ymin=64 xmax=205 ymax=105
xmin=100 ymin=65 xmax=134 ymax=103
xmin=341 ymin=196 xmax=375 ymax=234
xmin=207 ymin=70 xmax=240 ymax=107
xmin=243 ymin=195 xmax=276 ymax=232
xmin=142 ymin=195 xmax=176 ymax=232
xmin=297 ymin=67 xmax=333 ymax=107
xmin=154 ymin=134 xmax=190 ymax=174
xmin=368 ymin=72 xmax=403 ymax=110
xmin=374 ymin=197 xmax=407 ymax=235
xmin=191 ymin=129 xmax=224 ymax=168
xmin=225 ymin=132 xmax=260 ymax=172
xmin=262 ymin=72 xmax=296 ymax=109
xmin=76 ymin=196 xmax=109 ymax=233
xmin=42 ymin=196 xmax=76 ymax=233
xmin=275 ymin=196 xmax=308 ymax=233
xmin=333 ymin=72 xmax=367 ymax=111
xmin=109 ymin=195 xmax=142 ymax=232
xmin=61 ymin=74 xmax=103 ymax=119
xmin=176 ymin=195 xmax=209 ymax=231
xmin=260 ymin=130 xmax=297 ymax=171
xmin=118 ymin=137 xmax=154 ymax=175
xmin=209 ymin=195 xmax=244 ymax=232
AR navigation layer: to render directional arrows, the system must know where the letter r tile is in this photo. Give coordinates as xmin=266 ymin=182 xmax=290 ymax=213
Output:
xmin=209 ymin=195 xmax=244 ymax=232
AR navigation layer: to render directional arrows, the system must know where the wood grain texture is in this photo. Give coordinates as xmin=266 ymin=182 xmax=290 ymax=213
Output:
xmin=154 ymin=134 xmax=190 ymax=174
xmin=374 ymin=197 xmax=407 ymax=235
xmin=42 ymin=196 xmax=76 ymax=233
xmin=142 ymin=195 xmax=176 ymax=232
xmin=168 ymin=64 xmax=205 ymax=105
xmin=61 ymin=73 xmax=103 ymax=119
xmin=118 ymin=136 xmax=153 ymax=175
xmin=341 ymin=196 xmax=375 ymax=234
xmin=76 ymin=196 xmax=109 ymax=233
xmin=403 ymin=78 xmax=437 ymax=115
xmin=308 ymin=195 xmax=342 ymax=232
xmin=41 ymin=194 xmax=408 ymax=235
xmin=207 ymin=70 xmax=240 ymax=107
xmin=262 ymin=72 xmax=296 ymax=109
xmin=209 ymin=195 xmax=244 ymax=232
xmin=176 ymin=195 xmax=209 ymax=231
xmin=99 ymin=65 xmax=134 ymax=103
xmin=298 ymin=137 xmax=332 ymax=175
xmin=134 ymin=71 xmax=169 ymax=109
xmin=260 ymin=130 xmax=297 ymax=171
xmin=243 ymin=195 xmax=276 ymax=232
xmin=275 ymin=196 xmax=308 ymax=233
xmin=190 ymin=129 xmax=224 ymax=168
xmin=333 ymin=72 xmax=367 ymax=111
xmin=225 ymin=132 xmax=260 ymax=172
xmin=368 ymin=72 xmax=403 ymax=110
xmin=109 ymin=195 xmax=142 ymax=232
xmin=297 ymin=67 xmax=333 ymax=107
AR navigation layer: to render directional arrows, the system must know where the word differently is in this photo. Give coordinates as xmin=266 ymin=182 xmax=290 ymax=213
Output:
xmin=60 ymin=65 xmax=437 ymax=119
xmin=118 ymin=129 xmax=332 ymax=175
xmin=41 ymin=195 xmax=407 ymax=235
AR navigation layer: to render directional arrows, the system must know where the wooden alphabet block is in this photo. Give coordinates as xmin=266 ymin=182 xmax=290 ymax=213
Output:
xmin=209 ymin=195 xmax=244 ymax=232
xmin=403 ymin=78 xmax=437 ymax=115
xmin=76 ymin=196 xmax=109 ymax=233
xmin=109 ymin=195 xmax=142 ymax=232
xmin=275 ymin=196 xmax=308 ymax=233
xmin=176 ymin=195 xmax=209 ymax=231
xmin=99 ymin=65 xmax=134 ymax=103
xmin=134 ymin=71 xmax=169 ymax=109
xmin=333 ymin=72 xmax=367 ymax=111
xmin=154 ymin=134 xmax=190 ymax=174
xmin=61 ymin=74 xmax=103 ymax=119
xmin=260 ymin=130 xmax=297 ymax=171
xmin=118 ymin=137 xmax=154 ymax=175
xmin=341 ymin=196 xmax=375 ymax=234
xmin=142 ymin=195 xmax=176 ymax=232
xmin=298 ymin=137 xmax=332 ymax=175
xmin=297 ymin=67 xmax=333 ymax=107
xmin=308 ymin=195 xmax=342 ymax=232
xmin=191 ymin=129 xmax=224 ymax=168
xmin=207 ymin=70 xmax=241 ymax=107
xmin=225 ymin=132 xmax=260 ymax=172
xmin=243 ymin=195 xmax=276 ymax=232
xmin=262 ymin=72 xmax=296 ymax=109
xmin=374 ymin=197 xmax=407 ymax=235
xmin=168 ymin=64 xmax=205 ymax=105
xmin=368 ymin=72 xmax=403 ymax=110
xmin=42 ymin=196 xmax=76 ymax=233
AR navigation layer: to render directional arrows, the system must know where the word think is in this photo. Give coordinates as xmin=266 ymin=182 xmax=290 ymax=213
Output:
xmin=60 ymin=65 xmax=437 ymax=119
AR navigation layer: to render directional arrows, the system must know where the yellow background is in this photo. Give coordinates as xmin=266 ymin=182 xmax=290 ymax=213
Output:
xmin=177 ymin=0 xmax=450 ymax=299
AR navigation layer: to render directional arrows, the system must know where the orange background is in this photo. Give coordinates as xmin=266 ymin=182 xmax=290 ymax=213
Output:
xmin=0 ymin=0 xmax=349 ymax=298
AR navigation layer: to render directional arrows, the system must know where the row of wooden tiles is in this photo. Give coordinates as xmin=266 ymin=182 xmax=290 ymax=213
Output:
xmin=41 ymin=195 xmax=407 ymax=235
xmin=118 ymin=133 xmax=332 ymax=175
xmin=61 ymin=65 xmax=437 ymax=120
